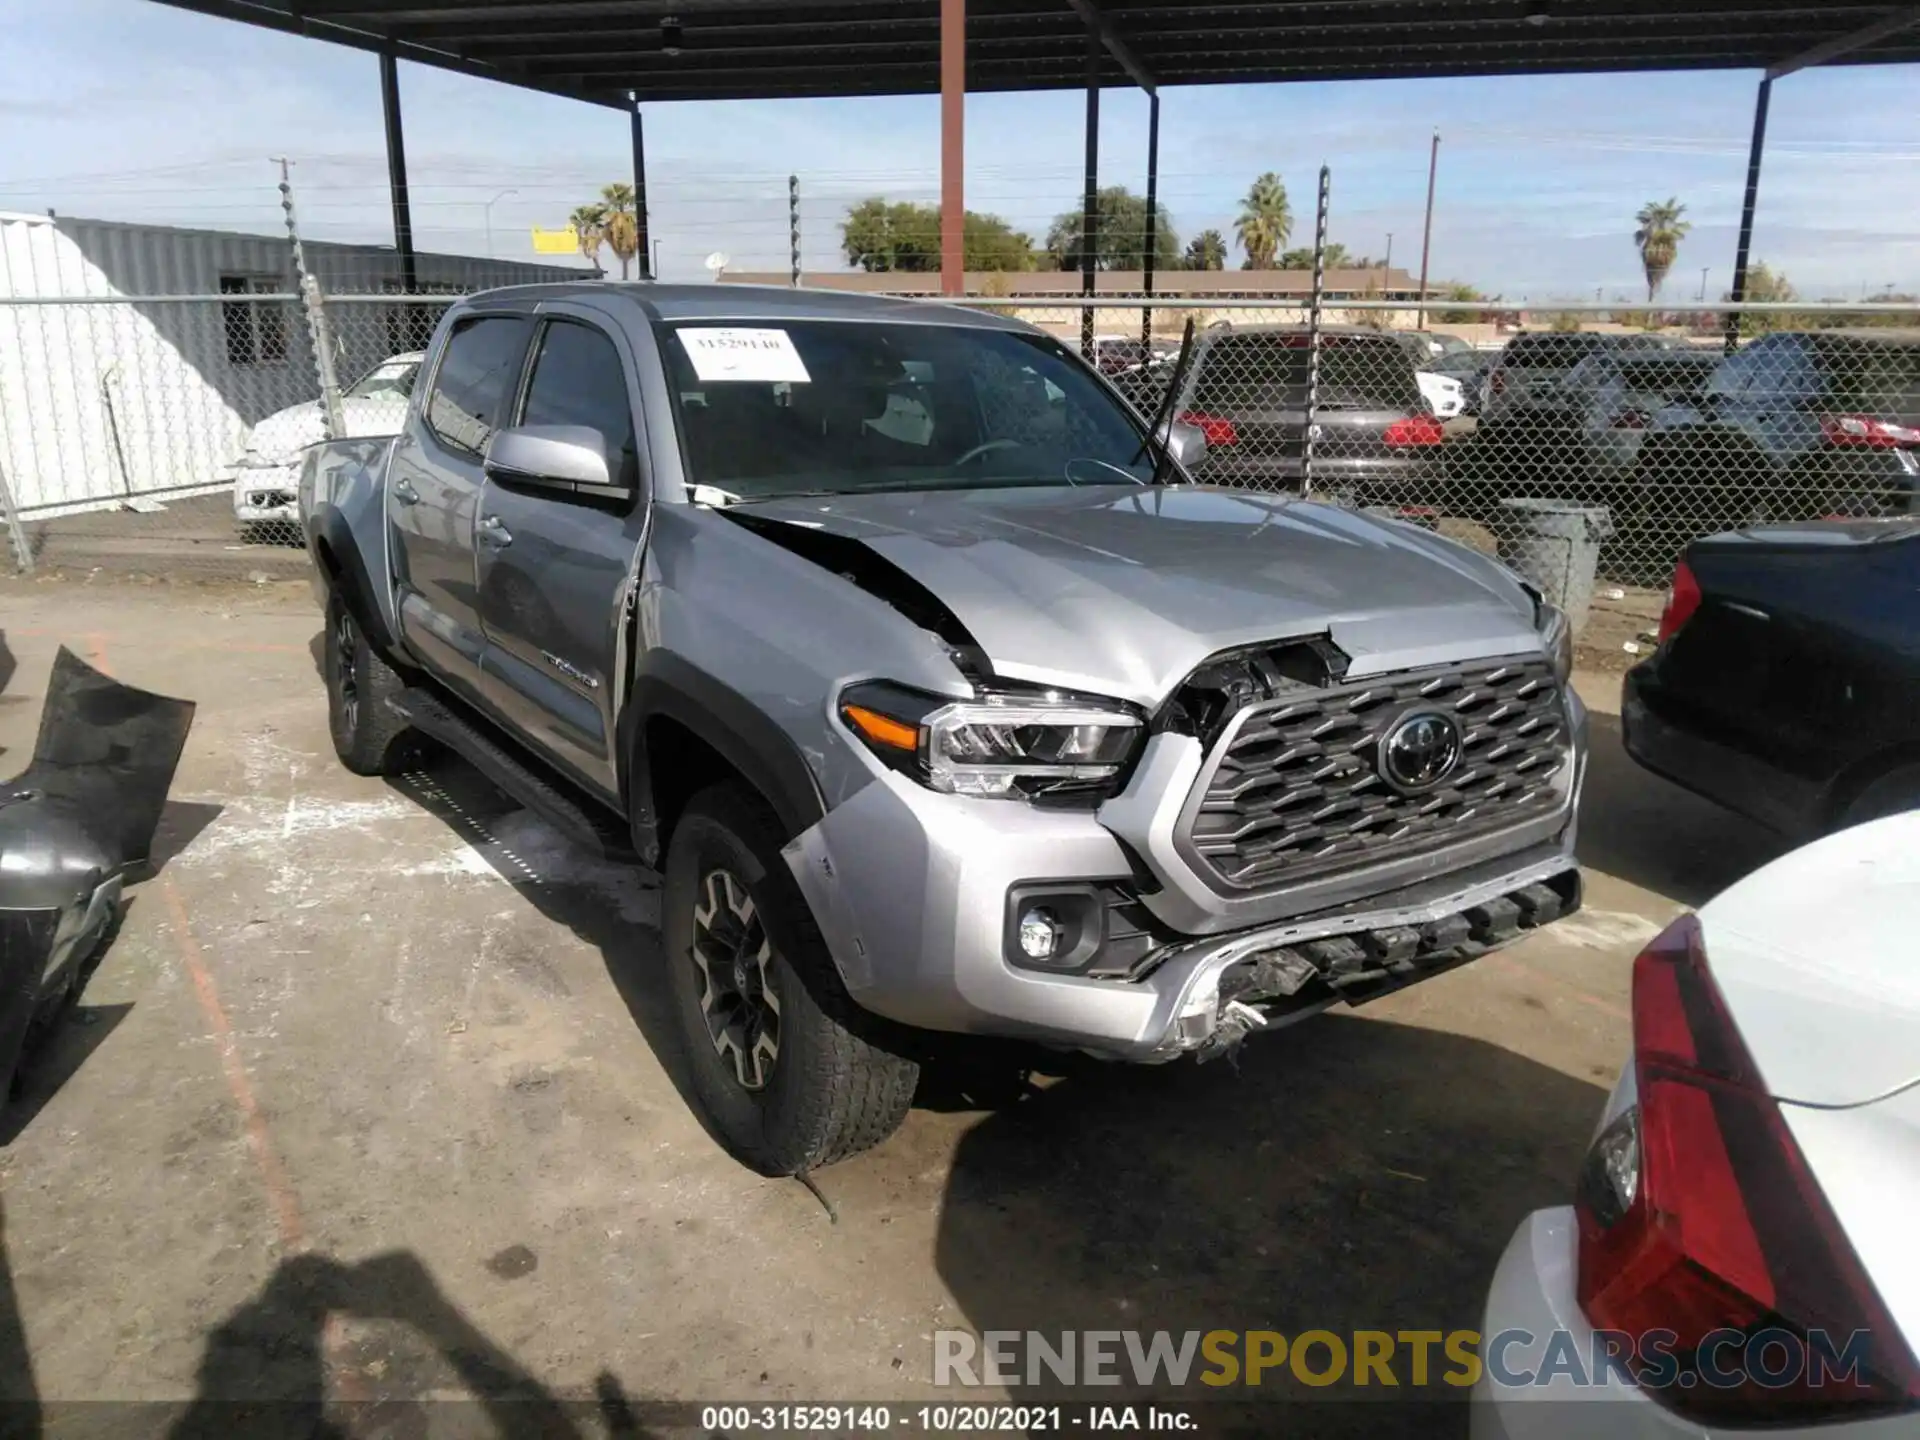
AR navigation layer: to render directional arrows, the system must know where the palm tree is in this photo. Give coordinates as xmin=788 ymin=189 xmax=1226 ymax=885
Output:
xmin=1634 ymin=198 xmax=1692 ymax=303
xmin=1183 ymin=229 xmax=1226 ymax=270
xmin=1234 ymin=173 xmax=1292 ymax=270
xmin=600 ymin=183 xmax=640 ymax=279
xmin=569 ymin=203 xmax=608 ymax=274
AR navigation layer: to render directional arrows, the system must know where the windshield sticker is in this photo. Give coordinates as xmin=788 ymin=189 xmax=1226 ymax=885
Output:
xmin=677 ymin=328 xmax=812 ymax=384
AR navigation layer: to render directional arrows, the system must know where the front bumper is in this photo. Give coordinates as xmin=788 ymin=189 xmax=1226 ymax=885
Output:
xmin=784 ymin=752 xmax=1583 ymax=1060
xmin=232 ymin=463 xmax=301 ymax=523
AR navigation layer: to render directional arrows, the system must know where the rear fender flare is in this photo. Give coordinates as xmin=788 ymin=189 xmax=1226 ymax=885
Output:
xmin=620 ymin=653 xmax=826 ymax=865
xmin=312 ymin=510 xmax=403 ymax=661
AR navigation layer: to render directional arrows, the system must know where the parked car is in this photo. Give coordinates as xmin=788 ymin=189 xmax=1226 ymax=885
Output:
xmin=1622 ymin=517 xmax=1920 ymax=836
xmin=1474 ymin=810 xmax=1920 ymax=1437
xmin=1090 ymin=334 xmax=1155 ymax=376
xmin=231 ymin=352 xmax=422 ymax=530
xmin=302 ymin=283 xmax=1587 ymax=1175
xmin=1479 ymin=332 xmax=1687 ymax=431
xmin=1427 ymin=347 xmax=1498 ymax=418
xmin=1627 ymin=331 xmax=1920 ymax=563
xmin=1116 ymin=323 xmax=1450 ymax=501
xmin=1470 ymin=349 xmax=1721 ymax=495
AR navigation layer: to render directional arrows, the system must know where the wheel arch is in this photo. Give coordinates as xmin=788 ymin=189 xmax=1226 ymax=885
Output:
xmin=621 ymin=654 xmax=827 ymax=867
xmin=1821 ymin=742 xmax=1920 ymax=829
xmin=312 ymin=509 xmax=403 ymax=660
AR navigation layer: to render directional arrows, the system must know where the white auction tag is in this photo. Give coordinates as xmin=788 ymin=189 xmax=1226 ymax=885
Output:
xmin=676 ymin=327 xmax=812 ymax=383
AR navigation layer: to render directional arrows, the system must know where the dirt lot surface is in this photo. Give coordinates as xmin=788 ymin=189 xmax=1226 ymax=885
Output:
xmin=0 ymin=578 xmax=1792 ymax=1435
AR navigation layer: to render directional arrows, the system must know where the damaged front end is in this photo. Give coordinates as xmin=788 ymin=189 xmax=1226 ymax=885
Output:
xmin=0 ymin=647 xmax=195 ymax=1097
xmin=1149 ymin=867 xmax=1583 ymax=1064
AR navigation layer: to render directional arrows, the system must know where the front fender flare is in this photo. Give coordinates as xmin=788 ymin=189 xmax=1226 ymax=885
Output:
xmin=622 ymin=652 xmax=827 ymax=865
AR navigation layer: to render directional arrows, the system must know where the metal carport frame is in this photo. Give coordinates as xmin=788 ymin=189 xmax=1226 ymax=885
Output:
xmin=148 ymin=2 xmax=1920 ymax=309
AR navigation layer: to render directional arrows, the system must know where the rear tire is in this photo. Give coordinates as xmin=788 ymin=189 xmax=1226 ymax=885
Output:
xmin=663 ymin=782 xmax=918 ymax=1175
xmin=1837 ymin=763 xmax=1920 ymax=830
xmin=323 ymin=590 xmax=415 ymax=777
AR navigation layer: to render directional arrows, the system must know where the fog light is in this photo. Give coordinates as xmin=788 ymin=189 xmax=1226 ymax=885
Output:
xmin=1017 ymin=907 xmax=1061 ymax=961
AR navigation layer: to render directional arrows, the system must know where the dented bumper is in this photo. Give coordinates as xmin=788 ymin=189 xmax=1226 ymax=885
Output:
xmin=783 ymin=760 xmax=1582 ymax=1061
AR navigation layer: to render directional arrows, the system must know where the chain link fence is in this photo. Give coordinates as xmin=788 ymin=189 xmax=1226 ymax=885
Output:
xmin=3 ymin=285 xmax=1916 ymax=628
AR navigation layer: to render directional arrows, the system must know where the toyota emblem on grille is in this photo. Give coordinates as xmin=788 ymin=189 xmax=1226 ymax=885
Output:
xmin=1379 ymin=710 xmax=1463 ymax=792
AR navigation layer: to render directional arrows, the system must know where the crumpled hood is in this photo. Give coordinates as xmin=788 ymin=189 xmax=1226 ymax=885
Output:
xmin=240 ymin=397 xmax=410 ymax=465
xmin=735 ymin=485 xmax=1543 ymax=707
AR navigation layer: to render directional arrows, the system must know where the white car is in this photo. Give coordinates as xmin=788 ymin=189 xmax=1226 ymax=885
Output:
xmin=1418 ymin=369 xmax=1467 ymax=419
xmin=231 ymin=353 xmax=422 ymax=528
xmin=1473 ymin=812 xmax=1920 ymax=1437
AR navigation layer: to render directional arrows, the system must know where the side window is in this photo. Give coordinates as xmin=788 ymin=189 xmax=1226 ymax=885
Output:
xmin=424 ymin=316 xmax=530 ymax=458
xmin=516 ymin=320 xmax=640 ymax=491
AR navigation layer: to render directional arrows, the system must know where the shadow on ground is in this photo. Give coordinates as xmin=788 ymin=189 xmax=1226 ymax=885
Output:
xmin=157 ymin=1250 xmax=659 ymax=1438
xmin=1576 ymin=711 xmax=1789 ymax=907
xmin=932 ymin=1015 xmax=1608 ymax=1438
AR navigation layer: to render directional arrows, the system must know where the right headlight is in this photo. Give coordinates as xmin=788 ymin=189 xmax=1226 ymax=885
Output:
xmin=837 ymin=680 xmax=1142 ymax=802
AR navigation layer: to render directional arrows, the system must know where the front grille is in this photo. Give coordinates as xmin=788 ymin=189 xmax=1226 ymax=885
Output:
xmin=1181 ymin=655 xmax=1570 ymax=893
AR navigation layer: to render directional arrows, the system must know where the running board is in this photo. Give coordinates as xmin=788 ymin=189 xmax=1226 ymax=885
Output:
xmin=390 ymin=686 xmax=637 ymax=861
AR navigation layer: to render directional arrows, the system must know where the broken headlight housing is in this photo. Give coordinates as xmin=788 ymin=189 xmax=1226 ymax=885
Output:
xmin=838 ymin=680 xmax=1142 ymax=802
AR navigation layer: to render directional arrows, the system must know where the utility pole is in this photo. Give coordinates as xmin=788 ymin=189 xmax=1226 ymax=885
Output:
xmin=1699 ymin=266 xmax=1709 ymax=302
xmin=1383 ymin=232 xmax=1393 ymax=297
xmin=788 ymin=175 xmax=801 ymax=287
xmin=273 ymin=157 xmax=343 ymax=439
xmin=1415 ymin=130 xmax=1440 ymax=328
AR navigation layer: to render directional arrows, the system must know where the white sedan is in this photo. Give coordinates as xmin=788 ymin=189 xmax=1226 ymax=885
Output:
xmin=1473 ymin=812 xmax=1920 ymax=1436
xmin=231 ymin=353 xmax=422 ymax=528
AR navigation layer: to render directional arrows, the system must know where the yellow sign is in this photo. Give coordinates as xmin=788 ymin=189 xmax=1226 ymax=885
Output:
xmin=531 ymin=226 xmax=579 ymax=255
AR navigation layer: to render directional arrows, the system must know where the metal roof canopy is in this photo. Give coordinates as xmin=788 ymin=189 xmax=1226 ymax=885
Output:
xmin=150 ymin=0 xmax=1920 ymax=106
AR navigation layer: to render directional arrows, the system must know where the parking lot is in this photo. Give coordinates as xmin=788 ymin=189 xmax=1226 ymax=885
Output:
xmin=0 ymin=576 xmax=1793 ymax=1429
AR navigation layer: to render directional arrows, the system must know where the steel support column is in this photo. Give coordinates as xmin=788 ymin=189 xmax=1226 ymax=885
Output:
xmin=1141 ymin=91 xmax=1159 ymax=350
xmin=1724 ymin=76 xmax=1772 ymax=353
xmin=939 ymin=0 xmax=965 ymax=296
xmin=379 ymin=49 xmax=417 ymax=295
xmin=631 ymin=96 xmax=652 ymax=280
xmin=1080 ymin=29 xmax=1100 ymax=360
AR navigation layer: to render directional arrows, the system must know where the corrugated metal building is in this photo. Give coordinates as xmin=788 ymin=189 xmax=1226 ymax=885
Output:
xmin=0 ymin=212 xmax=581 ymax=516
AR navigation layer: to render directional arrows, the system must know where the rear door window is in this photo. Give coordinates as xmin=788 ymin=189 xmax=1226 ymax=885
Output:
xmin=1743 ymin=336 xmax=1823 ymax=403
xmin=516 ymin=319 xmax=640 ymax=491
xmin=424 ymin=316 xmax=531 ymax=458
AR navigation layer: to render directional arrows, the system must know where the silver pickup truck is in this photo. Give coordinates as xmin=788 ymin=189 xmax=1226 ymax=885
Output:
xmin=301 ymin=282 xmax=1588 ymax=1175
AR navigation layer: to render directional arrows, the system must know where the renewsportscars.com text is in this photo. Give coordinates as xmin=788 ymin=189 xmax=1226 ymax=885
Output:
xmin=933 ymin=1328 xmax=1877 ymax=1392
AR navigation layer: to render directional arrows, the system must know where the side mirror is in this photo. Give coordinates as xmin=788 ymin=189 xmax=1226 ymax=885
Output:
xmin=484 ymin=424 xmax=630 ymax=498
xmin=1158 ymin=418 xmax=1209 ymax=471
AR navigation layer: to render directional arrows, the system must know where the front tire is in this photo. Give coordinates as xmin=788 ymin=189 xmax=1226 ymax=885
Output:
xmin=663 ymin=783 xmax=918 ymax=1175
xmin=323 ymin=591 xmax=414 ymax=776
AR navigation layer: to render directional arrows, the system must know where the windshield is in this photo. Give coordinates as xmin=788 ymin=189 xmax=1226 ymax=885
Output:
xmin=659 ymin=320 xmax=1154 ymax=500
xmin=347 ymin=359 xmax=419 ymax=401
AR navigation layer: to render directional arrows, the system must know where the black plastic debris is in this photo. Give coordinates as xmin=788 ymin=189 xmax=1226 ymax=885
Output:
xmin=0 ymin=648 xmax=195 ymax=1100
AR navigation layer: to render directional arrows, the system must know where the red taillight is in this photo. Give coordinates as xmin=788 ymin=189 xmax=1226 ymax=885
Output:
xmin=1822 ymin=414 xmax=1920 ymax=449
xmin=1656 ymin=559 xmax=1701 ymax=643
xmin=1382 ymin=414 xmax=1446 ymax=447
xmin=1610 ymin=409 xmax=1652 ymax=430
xmin=1176 ymin=411 xmax=1237 ymax=446
xmin=1574 ymin=915 xmax=1920 ymax=1420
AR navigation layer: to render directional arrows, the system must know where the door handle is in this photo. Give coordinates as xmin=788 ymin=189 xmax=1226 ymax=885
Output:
xmin=478 ymin=513 xmax=513 ymax=549
xmin=392 ymin=477 xmax=420 ymax=506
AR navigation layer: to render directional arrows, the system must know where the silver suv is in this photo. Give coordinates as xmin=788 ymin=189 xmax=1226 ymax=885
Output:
xmin=301 ymin=283 xmax=1589 ymax=1174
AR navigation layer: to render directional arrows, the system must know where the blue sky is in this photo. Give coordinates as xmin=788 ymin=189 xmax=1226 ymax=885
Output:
xmin=3 ymin=0 xmax=1918 ymax=299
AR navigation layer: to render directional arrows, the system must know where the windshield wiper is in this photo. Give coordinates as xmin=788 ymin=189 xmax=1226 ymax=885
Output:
xmin=1134 ymin=318 xmax=1199 ymax=485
